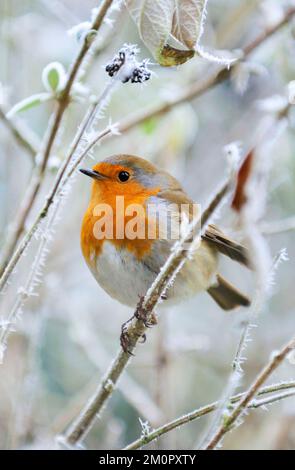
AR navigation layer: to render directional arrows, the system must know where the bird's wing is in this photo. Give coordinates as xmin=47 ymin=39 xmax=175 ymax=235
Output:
xmin=202 ymin=224 xmax=250 ymax=268
xmin=146 ymin=190 xmax=250 ymax=270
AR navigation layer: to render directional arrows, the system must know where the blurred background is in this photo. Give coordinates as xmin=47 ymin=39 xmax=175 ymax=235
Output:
xmin=0 ymin=0 xmax=295 ymax=450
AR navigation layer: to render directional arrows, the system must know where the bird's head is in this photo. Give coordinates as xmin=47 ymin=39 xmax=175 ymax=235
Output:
xmin=80 ymin=154 xmax=182 ymax=205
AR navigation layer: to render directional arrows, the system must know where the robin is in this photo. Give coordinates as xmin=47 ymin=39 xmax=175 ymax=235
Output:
xmin=80 ymin=154 xmax=250 ymax=313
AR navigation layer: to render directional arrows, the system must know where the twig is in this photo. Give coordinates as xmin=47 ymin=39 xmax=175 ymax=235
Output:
xmin=0 ymin=5 xmax=294 ymax=291
xmin=0 ymin=104 xmax=39 ymax=159
xmin=59 ymin=176 xmax=232 ymax=447
xmin=204 ymin=335 xmax=295 ymax=449
xmin=0 ymin=0 xmax=115 ymax=275
xmin=123 ymin=381 xmax=295 ymax=450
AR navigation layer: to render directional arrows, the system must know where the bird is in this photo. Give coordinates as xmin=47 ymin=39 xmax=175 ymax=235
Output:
xmin=80 ymin=154 xmax=250 ymax=313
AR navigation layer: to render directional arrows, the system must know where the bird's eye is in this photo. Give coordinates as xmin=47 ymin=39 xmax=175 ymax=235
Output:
xmin=118 ymin=170 xmax=130 ymax=182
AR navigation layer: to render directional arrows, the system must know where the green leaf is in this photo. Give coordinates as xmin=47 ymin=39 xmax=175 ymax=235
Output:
xmin=47 ymin=68 xmax=59 ymax=92
xmin=42 ymin=62 xmax=67 ymax=93
xmin=141 ymin=117 xmax=158 ymax=135
xmin=6 ymin=93 xmax=53 ymax=118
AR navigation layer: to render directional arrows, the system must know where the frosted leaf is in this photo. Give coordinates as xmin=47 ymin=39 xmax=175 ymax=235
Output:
xmin=126 ymin=0 xmax=174 ymax=63
xmin=67 ymin=21 xmax=92 ymax=42
xmin=42 ymin=62 xmax=67 ymax=93
xmin=6 ymin=93 xmax=53 ymax=118
xmin=172 ymin=0 xmax=208 ymax=49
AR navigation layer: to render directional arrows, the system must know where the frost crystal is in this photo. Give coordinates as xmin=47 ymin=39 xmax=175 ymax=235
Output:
xmin=105 ymin=44 xmax=152 ymax=84
xmin=139 ymin=417 xmax=151 ymax=438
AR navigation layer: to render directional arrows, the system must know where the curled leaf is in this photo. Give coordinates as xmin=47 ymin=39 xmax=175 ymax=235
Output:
xmin=159 ymin=44 xmax=195 ymax=66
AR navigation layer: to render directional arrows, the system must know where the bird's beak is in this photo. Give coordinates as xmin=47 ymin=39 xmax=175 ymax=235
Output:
xmin=79 ymin=168 xmax=108 ymax=180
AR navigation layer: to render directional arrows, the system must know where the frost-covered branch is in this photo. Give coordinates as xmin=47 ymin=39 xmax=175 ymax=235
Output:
xmin=204 ymin=335 xmax=295 ymax=450
xmin=124 ymin=380 xmax=295 ymax=450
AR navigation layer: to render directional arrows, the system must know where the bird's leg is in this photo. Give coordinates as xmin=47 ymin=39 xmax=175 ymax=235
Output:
xmin=120 ymin=297 xmax=159 ymax=353
xmin=120 ymin=314 xmax=135 ymax=355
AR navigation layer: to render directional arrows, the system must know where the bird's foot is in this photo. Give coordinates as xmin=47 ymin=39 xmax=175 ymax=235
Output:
xmin=120 ymin=298 xmax=158 ymax=353
xmin=120 ymin=315 xmax=135 ymax=355
xmin=134 ymin=296 xmax=157 ymax=327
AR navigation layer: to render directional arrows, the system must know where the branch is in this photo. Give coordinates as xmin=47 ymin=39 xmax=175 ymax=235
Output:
xmin=204 ymin=335 xmax=295 ymax=449
xmin=123 ymin=380 xmax=295 ymax=450
xmin=59 ymin=176 xmax=233 ymax=447
xmin=0 ymin=104 xmax=39 ymax=159
xmin=0 ymin=0 xmax=115 ymax=275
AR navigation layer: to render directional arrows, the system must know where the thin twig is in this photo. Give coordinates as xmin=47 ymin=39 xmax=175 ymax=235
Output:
xmin=204 ymin=335 xmax=295 ymax=449
xmin=0 ymin=0 xmax=115 ymax=275
xmin=123 ymin=380 xmax=295 ymax=450
xmin=0 ymin=104 xmax=39 ymax=159
xmin=0 ymin=6 xmax=294 ymax=291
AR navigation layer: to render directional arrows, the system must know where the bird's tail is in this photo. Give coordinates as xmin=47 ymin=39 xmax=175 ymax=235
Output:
xmin=207 ymin=274 xmax=250 ymax=311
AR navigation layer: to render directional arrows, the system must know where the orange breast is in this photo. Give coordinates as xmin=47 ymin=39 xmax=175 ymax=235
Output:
xmin=81 ymin=179 xmax=160 ymax=268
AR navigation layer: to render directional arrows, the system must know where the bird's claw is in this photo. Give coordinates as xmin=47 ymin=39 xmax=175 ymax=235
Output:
xmin=120 ymin=327 xmax=134 ymax=355
xmin=120 ymin=297 xmax=157 ymax=352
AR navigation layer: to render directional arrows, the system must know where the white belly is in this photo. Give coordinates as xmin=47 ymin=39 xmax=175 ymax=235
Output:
xmin=89 ymin=241 xmax=218 ymax=308
xmin=91 ymin=242 xmax=156 ymax=307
